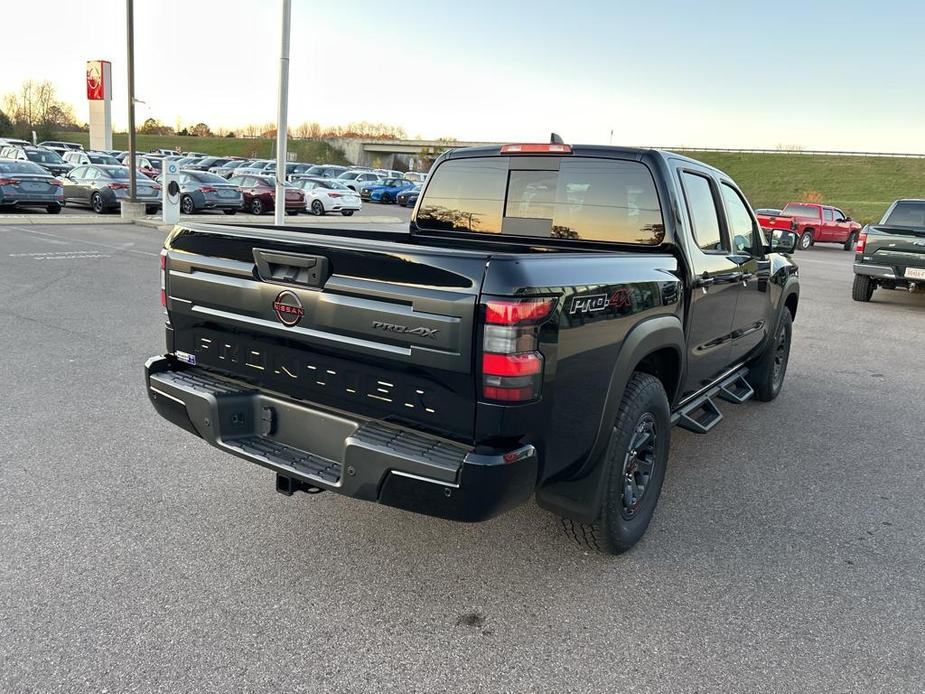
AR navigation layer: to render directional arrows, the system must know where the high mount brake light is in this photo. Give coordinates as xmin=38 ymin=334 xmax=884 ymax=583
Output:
xmin=480 ymin=296 xmax=556 ymax=403
xmin=500 ymin=143 xmax=572 ymax=154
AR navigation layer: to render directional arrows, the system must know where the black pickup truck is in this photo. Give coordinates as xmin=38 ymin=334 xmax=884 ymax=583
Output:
xmin=145 ymin=143 xmax=800 ymax=554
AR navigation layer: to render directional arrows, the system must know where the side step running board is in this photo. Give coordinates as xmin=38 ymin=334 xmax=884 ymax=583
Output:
xmin=717 ymin=373 xmax=755 ymax=404
xmin=672 ymin=368 xmax=753 ymax=434
xmin=675 ymin=397 xmax=723 ymax=434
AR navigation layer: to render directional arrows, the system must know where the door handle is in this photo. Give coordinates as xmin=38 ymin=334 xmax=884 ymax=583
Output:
xmin=715 ymin=272 xmax=743 ymax=284
xmin=695 ymin=275 xmax=715 ymax=288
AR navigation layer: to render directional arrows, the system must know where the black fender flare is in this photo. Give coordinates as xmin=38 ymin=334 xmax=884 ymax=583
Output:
xmin=536 ymin=314 xmax=685 ymax=524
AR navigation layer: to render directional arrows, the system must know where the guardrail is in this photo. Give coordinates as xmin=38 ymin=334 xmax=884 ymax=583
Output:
xmin=644 ymin=146 xmax=925 ymax=159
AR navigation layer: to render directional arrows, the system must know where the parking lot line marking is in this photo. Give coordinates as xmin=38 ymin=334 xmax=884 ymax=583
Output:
xmin=1 ymin=225 xmax=160 ymax=257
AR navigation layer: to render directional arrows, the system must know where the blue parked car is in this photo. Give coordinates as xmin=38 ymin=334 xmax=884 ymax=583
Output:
xmin=396 ymin=184 xmax=422 ymax=208
xmin=359 ymin=178 xmax=416 ymax=203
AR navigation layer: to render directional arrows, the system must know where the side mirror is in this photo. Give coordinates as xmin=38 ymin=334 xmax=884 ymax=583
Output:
xmin=845 ymin=216 xmax=852 ymax=222
xmin=770 ymin=229 xmax=798 ymax=254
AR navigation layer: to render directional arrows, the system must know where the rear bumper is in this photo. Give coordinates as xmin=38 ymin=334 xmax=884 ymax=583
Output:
xmin=201 ymin=197 xmax=243 ymax=210
xmin=145 ymin=356 xmax=537 ymax=522
xmin=854 ymin=263 xmax=896 ymax=280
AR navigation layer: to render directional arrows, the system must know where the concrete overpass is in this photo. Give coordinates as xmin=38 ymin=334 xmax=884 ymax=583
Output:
xmin=331 ymin=138 xmax=501 ymax=171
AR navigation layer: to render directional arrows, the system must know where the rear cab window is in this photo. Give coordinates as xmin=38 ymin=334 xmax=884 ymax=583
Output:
xmin=782 ymin=203 xmax=821 ymax=219
xmin=416 ymin=156 xmax=665 ymax=245
xmin=883 ymin=201 xmax=925 ymax=227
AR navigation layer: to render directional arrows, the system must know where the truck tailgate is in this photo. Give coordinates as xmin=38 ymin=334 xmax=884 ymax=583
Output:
xmin=865 ymin=225 xmax=925 ymax=270
xmin=163 ymin=224 xmax=489 ymax=441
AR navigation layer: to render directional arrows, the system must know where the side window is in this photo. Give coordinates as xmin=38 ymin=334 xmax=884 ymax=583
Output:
xmin=179 ymin=174 xmax=191 ymax=184
xmin=833 ymin=208 xmax=846 ymax=222
xmin=823 ymin=208 xmax=834 ymax=222
xmin=70 ymin=166 xmax=86 ymax=179
xmin=681 ymin=172 xmax=724 ymax=252
xmin=720 ymin=183 xmax=758 ymax=255
xmin=84 ymin=168 xmax=100 ymax=181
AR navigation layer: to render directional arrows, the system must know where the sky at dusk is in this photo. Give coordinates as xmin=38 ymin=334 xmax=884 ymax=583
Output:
xmin=4 ymin=0 xmax=924 ymax=152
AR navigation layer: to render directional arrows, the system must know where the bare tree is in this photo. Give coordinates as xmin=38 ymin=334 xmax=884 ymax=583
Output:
xmin=2 ymin=80 xmax=76 ymax=139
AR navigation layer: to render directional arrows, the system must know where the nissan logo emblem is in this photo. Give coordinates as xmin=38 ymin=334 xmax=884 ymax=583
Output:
xmin=272 ymin=290 xmax=304 ymax=327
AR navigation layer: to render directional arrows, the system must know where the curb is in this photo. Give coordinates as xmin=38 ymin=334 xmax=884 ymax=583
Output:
xmin=0 ymin=215 xmax=132 ymax=225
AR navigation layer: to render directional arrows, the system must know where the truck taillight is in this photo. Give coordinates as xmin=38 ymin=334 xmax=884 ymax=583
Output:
xmin=480 ymin=297 xmax=555 ymax=403
xmin=856 ymin=229 xmax=868 ymax=253
xmin=160 ymin=249 xmax=167 ymax=307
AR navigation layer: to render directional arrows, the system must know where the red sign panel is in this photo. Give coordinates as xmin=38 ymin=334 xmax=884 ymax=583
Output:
xmin=86 ymin=60 xmax=109 ymax=100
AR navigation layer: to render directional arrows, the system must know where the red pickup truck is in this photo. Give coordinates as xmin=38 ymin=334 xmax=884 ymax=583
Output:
xmin=757 ymin=202 xmax=861 ymax=251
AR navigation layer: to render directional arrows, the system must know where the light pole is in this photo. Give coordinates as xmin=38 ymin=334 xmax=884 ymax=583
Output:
xmin=126 ymin=0 xmax=137 ymax=202
xmin=274 ymin=0 xmax=292 ymax=225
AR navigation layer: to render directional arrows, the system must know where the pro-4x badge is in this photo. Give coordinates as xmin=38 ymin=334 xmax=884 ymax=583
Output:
xmin=372 ymin=321 xmax=438 ymax=338
xmin=569 ymin=288 xmax=631 ymax=315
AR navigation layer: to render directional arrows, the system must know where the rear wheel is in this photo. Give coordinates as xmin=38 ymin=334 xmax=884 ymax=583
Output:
xmin=46 ymin=203 xmax=61 ymax=214
xmin=381 ymin=193 xmax=393 ymax=204
xmin=799 ymin=230 xmax=814 ymax=250
xmin=843 ymin=232 xmax=857 ymax=251
xmin=180 ymin=195 xmax=195 ymax=215
xmin=249 ymin=198 xmax=264 ymax=215
xmin=747 ymin=309 xmax=792 ymax=402
xmin=560 ymin=373 xmax=670 ymax=555
xmin=311 ymin=200 xmax=325 ymax=216
xmin=341 ymin=210 xmax=355 ymax=216
xmin=852 ymin=274 xmax=874 ymax=302
xmin=91 ymin=192 xmax=105 ymax=214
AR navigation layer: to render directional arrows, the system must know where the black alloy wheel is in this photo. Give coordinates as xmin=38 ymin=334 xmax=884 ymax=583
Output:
xmin=620 ymin=413 xmax=659 ymax=520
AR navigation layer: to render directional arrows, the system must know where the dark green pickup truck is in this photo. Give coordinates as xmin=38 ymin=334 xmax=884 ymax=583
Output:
xmin=853 ymin=199 xmax=925 ymax=301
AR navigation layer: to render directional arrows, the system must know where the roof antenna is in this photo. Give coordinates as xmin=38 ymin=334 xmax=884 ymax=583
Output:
xmin=550 ymin=132 xmax=565 ymax=144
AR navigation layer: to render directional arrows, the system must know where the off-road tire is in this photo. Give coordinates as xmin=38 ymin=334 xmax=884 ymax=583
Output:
xmin=746 ymin=309 xmax=793 ymax=402
xmin=560 ymin=373 xmax=670 ymax=555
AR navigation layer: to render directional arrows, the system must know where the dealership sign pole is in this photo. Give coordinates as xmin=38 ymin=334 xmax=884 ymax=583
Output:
xmin=274 ymin=0 xmax=291 ymax=225
xmin=86 ymin=60 xmax=112 ymax=151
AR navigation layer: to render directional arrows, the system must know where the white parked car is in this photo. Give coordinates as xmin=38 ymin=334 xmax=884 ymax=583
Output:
xmin=62 ymin=150 xmax=121 ymax=166
xmin=290 ymin=177 xmax=361 ymax=216
xmin=335 ymin=170 xmax=383 ymax=192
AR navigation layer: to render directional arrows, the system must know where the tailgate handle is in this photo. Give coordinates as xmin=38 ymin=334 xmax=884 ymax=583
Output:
xmin=253 ymin=249 xmax=329 ymax=288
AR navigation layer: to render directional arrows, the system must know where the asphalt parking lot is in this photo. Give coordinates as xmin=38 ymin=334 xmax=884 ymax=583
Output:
xmin=1 ymin=222 xmax=923 ymax=693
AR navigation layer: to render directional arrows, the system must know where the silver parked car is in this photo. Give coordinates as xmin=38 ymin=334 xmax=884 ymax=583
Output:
xmin=177 ymin=170 xmax=243 ymax=215
xmin=59 ymin=165 xmax=161 ymax=213
xmin=0 ymin=159 xmax=65 ymax=213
